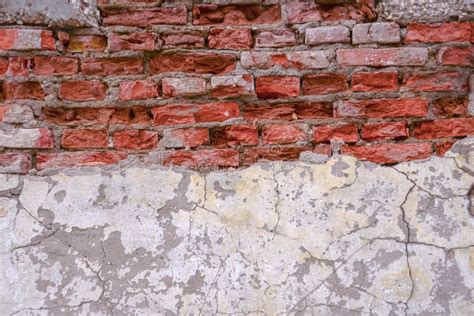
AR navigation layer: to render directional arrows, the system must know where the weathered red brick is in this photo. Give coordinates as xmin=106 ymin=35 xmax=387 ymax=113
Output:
xmin=109 ymin=107 xmax=151 ymax=125
xmin=0 ymin=128 xmax=53 ymax=149
xmin=405 ymin=22 xmax=471 ymax=43
xmin=82 ymin=57 xmax=143 ymax=76
xmin=6 ymin=57 xmax=31 ymax=77
xmin=33 ymin=56 xmax=79 ymax=75
xmin=402 ymin=71 xmax=469 ymax=92
xmin=59 ymin=81 xmax=107 ymax=101
xmin=243 ymin=146 xmax=311 ymax=165
xmin=193 ymin=4 xmax=281 ymax=25
xmin=113 ymin=130 xmax=158 ymax=150
xmin=162 ymin=77 xmax=207 ymax=98
xmin=256 ymin=76 xmax=300 ymax=99
xmin=37 ymin=152 xmax=128 ymax=170
xmin=0 ymin=57 xmax=8 ymax=75
xmin=436 ymin=47 xmax=473 ymax=66
xmin=0 ymin=104 xmax=33 ymax=123
xmin=2 ymin=81 xmax=44 ymax=100
xmin=211 ymin=74 xmax=254 ymax=99
xmin=336 ymin=48 xmax=428 ymax=66
xmin=342 ymin=143 xmax=432 ymax=164
xmin=152 ymin=102 xmax=240 ymax=126
xmin=210 ymin=125 xmax=258 ymax=147
xmin=413 ymin=118 xmax=474 ymax=139
xmin=263 ymin=124 xmax=307 ymax=144
xmin=164 ymin=149 xmax=239 ymax=169
xmin=294 ymin=102 xmax=333 ymax=119
xmin=42 ymin=107 xmax=115 ymax=126
xmin=243 ymin=102 xmax=333 ymax=121
xmin=67 ymin=35 xmax=106 ymax=52
xmin=432 ymin=97 xmax=468 ymax=117
xmin=313 ymin=124 xmax=358 ymax=143
xmin=285 ymin=2 xmax=376 ymax=24
xmin=351 ymin=71 xmax=398 ymax=92
xmin=241 ymin=51 xmax=329 ymax=70
xmin=0 ymin=29 xmax=55 ymax=51
xmin=162 ymin=31 xmax=205 ymax=49
xmin=103 ymin=6 xmax=187 ymax=26
xmin=149 ymin=53 xmax=236 ymax=74
xmin=305 ymin=26 xmax=350 ymax=44
xmin=108 ymin=32 xmax=156 ymax=51
xmin=61 ymin=129 xmax=108 ymax=149
xmin=352 ymin=22 xmax=400 ymax=44
xmin=303 ymin=73 xmax=348 ymax=95
xmin=434 ymin=141 xmax=455 ymax=156
xmin=208 ymin=28 xmax=252 ymax=50
xmin=119 ymin=80 xmax=158 ymax=100
xmin=254 ymin=29 xmax=297 ymax=48
xmin=336 ymin=98 xmax=428 ymax=118
xmin=313 ymin=144 xmax=332 ymax=156
xmin=361 ymin=121 xmax=408 ymax=141
xmin=0 ymin=153 xmax=31 ymax=174
xmin=162 ymin=128 xmax=209 ymax=148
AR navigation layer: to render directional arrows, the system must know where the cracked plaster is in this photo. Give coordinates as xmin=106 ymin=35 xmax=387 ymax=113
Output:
xmin=0 ymin=138 xmax=473 ymax=315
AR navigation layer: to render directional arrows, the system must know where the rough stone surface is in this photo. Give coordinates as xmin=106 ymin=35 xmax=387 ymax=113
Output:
xmin=1 ymin=138 xmax=473 ymax=314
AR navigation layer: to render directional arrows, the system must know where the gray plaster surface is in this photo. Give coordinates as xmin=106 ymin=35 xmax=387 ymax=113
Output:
xmin=0 ymin=0 xmax=99 ymax=27
xmin=0 ymin=138 xmax=473 ymax=314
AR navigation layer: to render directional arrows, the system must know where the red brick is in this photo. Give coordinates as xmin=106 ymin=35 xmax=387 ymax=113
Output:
xmin=0 ymin=29 xmax=55 ymax=51
xmin=6 ymin=57 xmax=31 ymax=77
xmin=436 ymin=47 xmax=473 ymax=66
xmin=305 ymin=26 xmax=350 ymax=45
xmin=193 ymin=4 xmax=281 ymax=25
xmin=313 ymin=124 xmax=358 ymax=143
xmin=241 ymin=51 xmax=329 ymax=70
xmin=342 ymin=143 xmax=432 ymax=164
xmin=3 ymin=81 xmax=44 ymax=100
xmin=149 ymin=53 xmax=236 ymax=75
xmin=285 ymin=2 xmax=375 ymax=24
xmin=303 ymin=73 xmax=348 ymax=95
xmin=211 ymin=74 xmax=255 ymax=99
xmin=37 ymin=152 xmax=128 ymax=170
xmin=352 ymin=22 xmax=400 ymax=44
xmin=336 ymin=98 xmax=428 ymax=118
xmin=59 ymin=81 xmax=107 ymax=101
xmin=82 ymin=57 xmax=143 ymax=76
xmin=113 ymin=130 xmax=158 ymax=150
xmin=0 ymin=128 xmax=53 ymax=149
xmin=164 ymin=149 xmax=239 ymax=169
xmin=103 ymin=6 xmax=187 ymax=26
xmin=402 ymin=72 xmax=469 ymax=92
xmin=361 ymin=121 xmax=408 ymax=141
xmin=294 ymin=102 xmax=333 ymax=119
xmin=432 ymin=97 xmax=468 ymax=117
xmin=210 ymin=125 xmax=258 ymax=147
xmin=243 ymin=146 xmax=311 ymax=165
xmin=162 ymin=128 xmax=209 ymax=148
xmin=43 ymin=108 xmax=115 ymax=126
xmin=67 ymin=35 xmax=106 ymax=52
xmin=108 ymin=33 xmax=156 ymax=52
xmin=0 ymin=57 xmax=8 ymax=75
xmin=162 ymin=32 xmax=205 ymax=49
xmin=0 ymin=153 xmax=31 ymax=174
xmin=162 ymin=77 xmax=207 ymax=98
xmin=405 ymin=22 xmax=471 ymax=43
xmin=413 ymin=118 xmax=474 ymax=139
xmin=263 ymin=124 xmax=307 ymax=144
xmin=0 ymin=104 xmax=33 ymax=123
xmin=256 ymin=76 xmax=300 ymax=99
xmin=152 ymin=102 xmax=239 ymax=126
xmin=351 ymin=72 xmax=398 ymax=92
xmin=434 ymin=141 xmax=455 ymax=156
xmin=336 ymin=48 xmax=428 ymax=66
xmin=33 ymin=56 xmax=79 ymax=75
xmin=254 ymin=29 xmax=297 ymax=48
xmin=119 ymin=80 xmax=158 ymax=100
xmin=314 ymin=144 xmax=331 ymax=156
xmin=243 ymin=102 xmax=333 ymax=121
xmin=61 ymin=129 xmax=108 ymax=149
xmin=109 ymin=107 xmax=151 ymax=125
xmin=208 ymin=28 xmax=252 ymax=50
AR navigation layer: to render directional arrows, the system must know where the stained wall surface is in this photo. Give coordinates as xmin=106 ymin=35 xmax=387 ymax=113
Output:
xmin=0 ymin=1 xmax=474 ymax=315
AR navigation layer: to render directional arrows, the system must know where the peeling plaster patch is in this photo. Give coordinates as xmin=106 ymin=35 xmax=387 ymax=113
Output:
xmin=0 ymin=139 xmax=473 ymax=314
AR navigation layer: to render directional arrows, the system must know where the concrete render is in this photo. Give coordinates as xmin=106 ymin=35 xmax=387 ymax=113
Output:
xmin=0 ymin=138 xmax=473 ymax=315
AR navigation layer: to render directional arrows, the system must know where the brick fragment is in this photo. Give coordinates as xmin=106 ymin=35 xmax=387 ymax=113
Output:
xmin=305 ymin=26 xmax=350 ymax=45
xmin=405 ymin=22 xmax=471 ymax=43
xmin=337 ymin=48 xmax=428 ymax=66
xmin=7 ymin=57 xmax=31 ymax=76
xmin=255 ymin=29 xmax=297 ymax=48
xmin=256 ymin=76 xmax=300 ymax=99
xmin=164 ymin=149 xmax=239 ymax=169
xmin=103 ymin=6 xmax=187 ymax=26
xmin=162 ymin=128 xmax=209 ymax=148
xmin=162 ymin=77 xmax=207 ymax=98
xmin=413 ymin=118 xmax=474 ymax=139
xmin=436 ymin=47 xmax=473 ymax=66
xmin=210 ymin=125 xmax=258 ymax=147
xmin=0 ymin=104 xmax=33 ymax=123
xmin=342 ymin=143 xmax=432 ymax=164
xmin=352 ymin=22 xmax=400 ymax=44
xmin=285 ymin=1 xmax=375 ymax=24
xmin=61 ymin=129 xmax=108 ymax=149
xmin=37 ymin=152 xmax=128 ymax=170
xmin=313 ymin=124 xmax=358 ymax=143
xmin=113 ymin=130 xmax=158 ymax=150
xmin=59 ymin=81 xmax=107 ymax=101
xmin=193 ymin=4 xmax=281 ymax=25
xmin=67 ymin=35 xmax=106 ymax=52
xmin=0 ymin=153 xmax=31 ymax=174
xmin=108 ymin=33 xmax=156 ymax=51
xmin=119 ymin=80 xmax=159 ymax=100
xmin=303 ymin=73 xmax=348 ymax=95
xmin=0 ymin=57 xmax=8 ymax=75
xmin=0 ymin=127 xmax=53 ymax=149
xmin=432 ymin=97 xmax=468 ymax=117
xmin=208 ymin=28 xmax=252 ymax=50
xmin=361 ymin=121 xmax=408 ymax=141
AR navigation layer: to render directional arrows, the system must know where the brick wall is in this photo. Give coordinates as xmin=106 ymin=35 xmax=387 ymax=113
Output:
xmin=0 ymin=0 xmax=473 ymax=173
